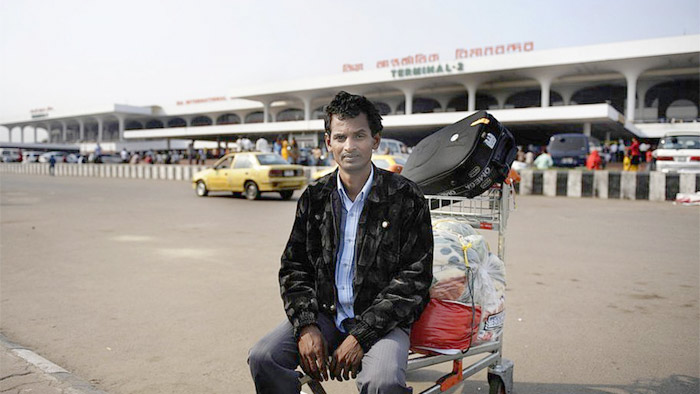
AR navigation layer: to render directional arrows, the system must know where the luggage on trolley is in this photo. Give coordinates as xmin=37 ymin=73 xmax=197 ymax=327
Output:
xmin=406 ymin=185 xmax=514 ymax=393
xmin=402 ymin=110 xmax=517 ymax=199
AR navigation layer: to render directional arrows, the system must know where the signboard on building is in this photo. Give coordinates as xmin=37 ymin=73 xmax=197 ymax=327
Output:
xmin=177 ymin=96 xmax=227 ymax=105
xmin=30 ymin=107 xmax=53 ymax=119
xmin=342 ymin=41 xmax=534 ymax=73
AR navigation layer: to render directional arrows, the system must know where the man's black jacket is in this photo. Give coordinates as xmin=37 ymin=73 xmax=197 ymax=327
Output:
xmin=279 ymin=165 xmax=433 ymax=352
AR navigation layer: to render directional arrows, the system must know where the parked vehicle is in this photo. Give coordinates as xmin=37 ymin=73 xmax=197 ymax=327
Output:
xmin=22 ymin=151 xmax=44 ymax=163
xmin=547 ymin=134 xmax=601 ymax=167
xmin=375 ymin=138 xmax=409 ymax=158
xmin=39 ymin=151 xmax=66 ymax=163
xmin=1 ymin=148 xmax=21 ymax=162
xmin=311 ymin=154 xmax=406 ymax=181
xmin=192 ymin=152 xmax=306 ymax=200
xmin=98 ymin=154 xmax=123 ymax=164
xmin=653 ymin=132 xmax=700 ymax=173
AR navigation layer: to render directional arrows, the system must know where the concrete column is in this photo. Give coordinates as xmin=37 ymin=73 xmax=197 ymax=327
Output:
xmin=263 ymin=101 xmax=271 ymax=123
xmin=96 ymin=117 xmax=104 ymax=142
xmin=604 ymin=131 xmax=611 ymax=143
xmin=519 ymin=169 xmax=533 ymax=195
xmin=302 ymin=97 xmax=312 ymax=121
xmin=649 ymin=171 xmax=666 ymax=201
xmin=117 ymin=116 xmax=125 ymax=142
xmin=61 ymin=121 xmax=67 ymax=142
xmin=543 ymin=170 xmax=557 ymax=197
xmin=624 ymin=72 xmax=639 ymax=122
xmin=433 ymin=94 xmax=452 ymax=112
xmin=492 ymin=92 xmax=510 ymax=109
xmin=383 ymin=98 xmax=402 ymax=115
xmin=593 ymin=170 xmax=609 ymax=199
xmin=621 ymin=172 xmax=637 ymax=200
xmin=78 ymin=119 xmax=85 ymax=141
xmin=465 ymin=84 xmax=478 ymax=112
xmin=583 ymin=122 xmax=591 ymax=137
xmin=402 ymin=88 xmax=414 ymax=115
xmin=636 ymin=80 xmax=654 ymax=121
xmin=680 ymin=173 xmax=696 ymax=194
xmin=8 ymin=126 xmax=13 ymax=143
xmin=567 ymin=170 xmax=582 ymax=197
xmin=557 ymin=85 xmax=578 ymax=106
xmin=34 ymin=126 xmax=38 ymax=143
xmin=539 ymin=77 xmax=552 ymax=108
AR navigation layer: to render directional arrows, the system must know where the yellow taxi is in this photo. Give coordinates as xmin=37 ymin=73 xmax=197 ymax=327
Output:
xmin=311 ymin=154 xmax=406 ymax=181
xmin=192 ymin=152 xmax=306 ymax=200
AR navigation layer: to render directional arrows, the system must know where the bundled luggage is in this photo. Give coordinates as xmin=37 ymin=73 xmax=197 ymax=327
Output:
xmin=402 ymin=111 xmax=516 ymax=198
xmin=410 ymin=220 xmax=506 ymax=355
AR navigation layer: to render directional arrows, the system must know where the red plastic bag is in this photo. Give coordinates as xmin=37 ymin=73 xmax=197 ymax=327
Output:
xmin=410 ymin=299 xmax=482 ymax=354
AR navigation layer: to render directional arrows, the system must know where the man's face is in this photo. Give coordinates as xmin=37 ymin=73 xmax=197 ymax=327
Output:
xmin=325 ymin=112 xmax=380 ymax=176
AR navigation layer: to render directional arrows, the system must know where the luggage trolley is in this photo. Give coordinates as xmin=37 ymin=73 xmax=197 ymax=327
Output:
xmin=300 ymin=183 xmax=514 ymax=394
xmin=409 ymin=183 xmax=514 ymax=394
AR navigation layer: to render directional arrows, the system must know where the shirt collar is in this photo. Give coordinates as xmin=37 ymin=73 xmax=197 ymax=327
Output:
xmin=337 ymin=166 xmax=374 ymax=207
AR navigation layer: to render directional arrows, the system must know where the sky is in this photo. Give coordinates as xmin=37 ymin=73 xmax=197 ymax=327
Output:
xmin=0 ymin=0 xmax=698 ymax=138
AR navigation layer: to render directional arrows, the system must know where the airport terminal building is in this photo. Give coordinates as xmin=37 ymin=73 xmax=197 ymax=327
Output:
xmin=2 ymin=34 xmax=699 ymax=152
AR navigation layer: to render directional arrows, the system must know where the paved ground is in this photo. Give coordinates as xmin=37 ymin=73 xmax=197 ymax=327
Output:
xmin=1 ymin=174 xmax=698 ymax=394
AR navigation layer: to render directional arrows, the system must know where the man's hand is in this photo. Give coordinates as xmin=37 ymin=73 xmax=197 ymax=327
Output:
xmin=297 ymin=325 xmax=329 ymax=381
xmin=330 ymin=335 xmax=364 ymax=381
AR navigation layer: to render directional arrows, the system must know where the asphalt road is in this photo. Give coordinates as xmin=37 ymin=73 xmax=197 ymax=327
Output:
xmin=1 ymin=174 xmax=698 ymax=394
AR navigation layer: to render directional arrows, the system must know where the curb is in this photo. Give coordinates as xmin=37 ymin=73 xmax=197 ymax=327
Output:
xmin=0 ymin=333 xmax=108 ymax=394
xmin=516 ymin=169 xmax=700 ymax=201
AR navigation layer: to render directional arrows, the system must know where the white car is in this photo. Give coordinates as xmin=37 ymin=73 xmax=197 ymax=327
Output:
xmin=38 ymin=151 xmax=81 ymax=163
xmin=653 ymin=132 xmax=700 ymax=173
xmin=22 ymin=151 xmax=44 ymax=163
xmin=39 ymin=151 xmax=65 ymax=163
xmin=1 ymin=148 xmax=21 ymax=162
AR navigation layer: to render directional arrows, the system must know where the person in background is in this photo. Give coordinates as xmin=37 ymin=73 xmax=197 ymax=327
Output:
xmin=120 ymin=148 xmax=129 ymax=163
xmin=534 ymin=148 xmax=553 ymax=170
xmin=586 ymin=149 xmax=603 ymax=170
xmin=608 ymin=141 xmax=618 ymax=163
xmin=617 ymin=139 xmax=626 ymax=162
xmin=273 ymin=137 xmax=282 ymax=155
xmin=94 ymin=143 xmax=102 ymax=164
xmin=630 ymin=138 xmax=641 ymax=170
xmin=256 ymin=138 xmax=270 ymax=153
xmin=311 ymin=146 xmax=322 ymax=166
xmin=646 ymin=145 xmax=655 ymax=171
xmin=49 ymin=154 xmax=56 ymax=176
xmin=525 ymin=150 xmax=535 ymax=167
xmin=290 ymin=138 xmax=300 ymax=164
xmin=281 ymin=139 xmax=290 ymax=162
xmin=188 ymin=142 xmax=195 ymax=165
xmin=622 ymin=151 xmax=631 ymax=171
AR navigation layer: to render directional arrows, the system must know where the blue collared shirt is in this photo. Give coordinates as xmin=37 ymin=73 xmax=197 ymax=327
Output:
xmin=334 ymin=167 xmax=374 ymax=332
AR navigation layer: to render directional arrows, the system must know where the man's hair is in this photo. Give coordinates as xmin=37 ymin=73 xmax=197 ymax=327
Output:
xmin=324 ymin=91 xmax=383 ymax=136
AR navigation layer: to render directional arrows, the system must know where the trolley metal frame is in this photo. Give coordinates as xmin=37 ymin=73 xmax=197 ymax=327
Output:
xmin=407 ymin=183 xmax=514 ymax=393
xmin=301 ymin=184 xmax=514 ymax=394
